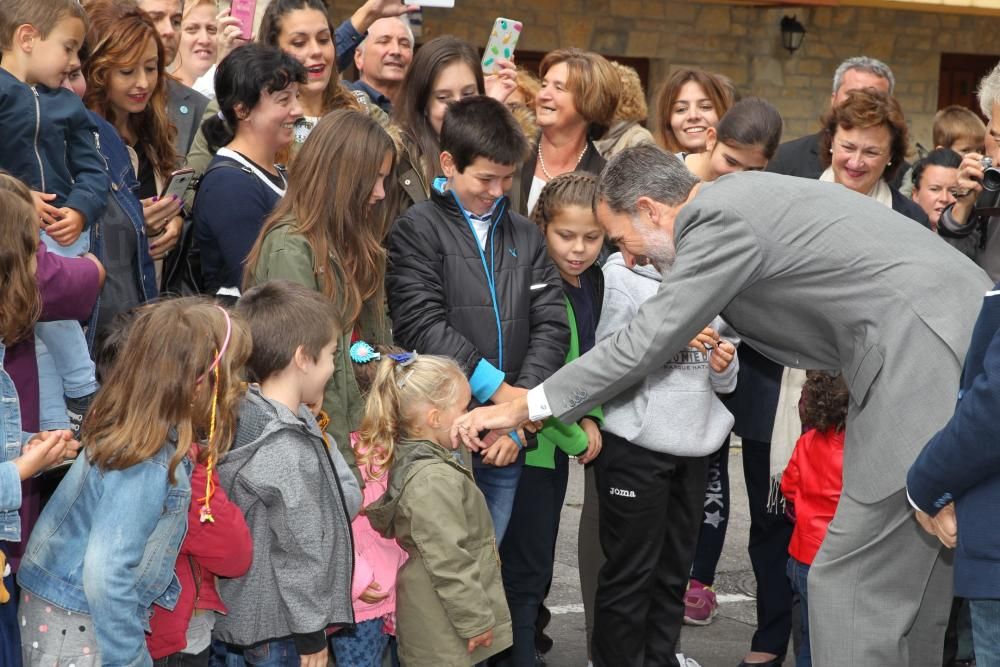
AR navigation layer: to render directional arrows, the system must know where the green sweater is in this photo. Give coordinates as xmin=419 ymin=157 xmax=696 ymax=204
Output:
xmin=525 ymin=297 xmax=603 ymax=469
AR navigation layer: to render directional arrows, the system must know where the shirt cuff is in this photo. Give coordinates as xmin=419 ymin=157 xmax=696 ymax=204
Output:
xmin=906 ymin=488 xmax=925 ymax=513
xmin=528 ymin=384 xmax=553 ymax=422
xmin=469 ymin=358 xmax=505 ymax=404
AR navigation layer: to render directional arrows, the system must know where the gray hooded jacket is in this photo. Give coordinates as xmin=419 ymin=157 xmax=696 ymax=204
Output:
xmin=215 ymin=386 xmax=362 ymax=652
xmin=596 ymin=253 xmax=738 ymax=456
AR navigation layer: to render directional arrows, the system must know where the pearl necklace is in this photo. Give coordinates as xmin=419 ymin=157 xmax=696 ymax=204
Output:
xmin=537 ymin=140 xmax=588 ymax=180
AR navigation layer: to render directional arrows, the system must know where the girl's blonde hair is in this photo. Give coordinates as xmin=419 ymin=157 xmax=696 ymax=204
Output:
xmin=84 ymin=298 xmax=251 ymax=482
xmin=356 ymin=354 xmax=466 ymax=477
xmin=530 ymin=171 xmax=600 ymax=233
xmin=0 ymin=177 xmax=41 ymax=344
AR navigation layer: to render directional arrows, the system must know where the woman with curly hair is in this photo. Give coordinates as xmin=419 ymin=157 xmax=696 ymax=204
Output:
xmin=594 ymin=61 xmax=655 ymax=158
xmin=819 ymin=88 xmax=928 ymax=226
xmin=780 ymin=371 xmax=849 ymax=667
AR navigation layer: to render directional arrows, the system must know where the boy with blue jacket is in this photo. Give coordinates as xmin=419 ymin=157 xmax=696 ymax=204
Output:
xmin=386 ymin=96 xmax=569 ymax=543
xmin=908 ymin=285 xmax=1000 ymax=666
xmin=0 ymin=0 xmax=110 ymax=433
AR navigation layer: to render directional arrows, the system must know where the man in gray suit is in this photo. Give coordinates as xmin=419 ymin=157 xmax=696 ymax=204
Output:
xmin=452 ymin=144 xmax=992 ymax=666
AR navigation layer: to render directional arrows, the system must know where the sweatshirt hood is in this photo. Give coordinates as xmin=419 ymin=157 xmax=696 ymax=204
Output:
xmin=366 ymin=439 xmax=468 ymax=537
xmin=224 ymin=385 xmax=323 ymax=471
xmin=605 ymin=251 xmax=662 ymax=283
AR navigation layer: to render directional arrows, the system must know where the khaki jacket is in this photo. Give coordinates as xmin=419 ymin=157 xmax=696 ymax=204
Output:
xmin=367 ymin=440 xmax=512 ymax=666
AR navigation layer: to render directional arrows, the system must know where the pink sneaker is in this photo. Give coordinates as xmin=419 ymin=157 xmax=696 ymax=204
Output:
xmin=683 ymin=579 xmax=719 ymax=626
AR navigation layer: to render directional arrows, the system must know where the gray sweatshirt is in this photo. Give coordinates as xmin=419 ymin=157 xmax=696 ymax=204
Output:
xmin=596 ymin=253 xmax=737 ymax=456
xmin=215 ymin=386 xmax=361 ymax=652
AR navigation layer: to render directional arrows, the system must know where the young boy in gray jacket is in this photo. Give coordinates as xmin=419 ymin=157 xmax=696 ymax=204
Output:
xmin=591 ymin=252 xmax=738 ymax=667
xmin=217 ymin=280 xmax=362 ymax=665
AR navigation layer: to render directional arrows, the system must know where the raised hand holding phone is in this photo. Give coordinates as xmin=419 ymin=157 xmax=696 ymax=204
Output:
xmin=481 ymin=18 xmax=522 ymax=75
xmin=229 ymin=0 xmax=257 ymax=41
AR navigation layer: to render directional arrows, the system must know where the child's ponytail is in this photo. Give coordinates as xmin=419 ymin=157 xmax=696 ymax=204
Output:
xmin=357 ymin=353 xmax=466 ymax=475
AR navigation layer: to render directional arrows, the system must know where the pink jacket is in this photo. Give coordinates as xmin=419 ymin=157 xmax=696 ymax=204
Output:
xmin=350 ymin=435 xmax=408 ymax=624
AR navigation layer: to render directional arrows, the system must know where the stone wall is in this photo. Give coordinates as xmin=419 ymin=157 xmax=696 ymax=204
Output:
xmin=329 ymin=0 xmax=1000 ymax=147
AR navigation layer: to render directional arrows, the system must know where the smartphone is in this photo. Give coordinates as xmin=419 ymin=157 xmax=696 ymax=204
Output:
xmin=481 ymin=17 xmax=522 ymax=74
xmin=230 ymin=0 xmax=257 ymax=40
xmin=160 ymin=168 xmax=196 ymax=200
xmin=411 ymin=0 xmax=455 ymax=6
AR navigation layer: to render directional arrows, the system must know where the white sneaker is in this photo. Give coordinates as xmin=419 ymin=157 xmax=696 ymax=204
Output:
xmin=676 ymin=654 xmax=703 ymax=667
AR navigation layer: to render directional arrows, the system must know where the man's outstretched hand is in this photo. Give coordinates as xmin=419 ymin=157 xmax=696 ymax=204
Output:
xmin=451 ymin=394 xmax=531 ymax=450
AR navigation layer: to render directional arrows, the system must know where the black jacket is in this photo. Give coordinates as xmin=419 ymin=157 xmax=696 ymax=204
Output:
xmin=386 ymin=182 xmax=570 ymax=401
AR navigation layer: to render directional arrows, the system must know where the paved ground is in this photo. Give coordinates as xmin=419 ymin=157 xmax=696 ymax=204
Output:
xmin=542 ymin=443 xmax=795 ymax=667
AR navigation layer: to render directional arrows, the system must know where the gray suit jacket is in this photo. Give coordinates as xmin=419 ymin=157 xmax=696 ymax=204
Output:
xmin=546 ymin=172 xmax=992 ymax=502
xmin=167 ymin=78 xmax=209 ymax=158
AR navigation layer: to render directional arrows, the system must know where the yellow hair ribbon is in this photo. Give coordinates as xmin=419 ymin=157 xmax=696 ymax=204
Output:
xmin=198 ymin=359 xmax=220 ymax=524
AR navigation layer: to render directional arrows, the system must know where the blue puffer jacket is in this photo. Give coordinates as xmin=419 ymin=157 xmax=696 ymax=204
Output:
xmin=908 ymin=283 xmax=1000 ymax=599
xmin=0 ymin=69 xmax=108 ymax=226
xmin=86 ymin=112 xmax=158 ymax=347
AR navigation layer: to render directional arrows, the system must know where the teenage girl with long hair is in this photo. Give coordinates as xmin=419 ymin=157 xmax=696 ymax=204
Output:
xmin=243 ymin=108 xmax=396 ymax=483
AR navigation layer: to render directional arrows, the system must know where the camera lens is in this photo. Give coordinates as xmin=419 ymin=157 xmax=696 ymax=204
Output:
xmin=984 ymin=166 xmax=1000 ymax=192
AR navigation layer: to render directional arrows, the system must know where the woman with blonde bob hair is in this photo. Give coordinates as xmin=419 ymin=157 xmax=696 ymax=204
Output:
xmin=244 ymin=109 xmax=396 ymax=482
xmin=655 ymin=67 xmax=734 ymax=154
xmin=513 ymin=48 xmax=621 ymax=215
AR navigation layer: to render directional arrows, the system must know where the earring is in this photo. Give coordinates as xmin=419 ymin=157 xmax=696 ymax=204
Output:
xmin=887 ymin=161 xmax=892 ymax=166
xmin=829 ymin=148 xmax=833 ymax=154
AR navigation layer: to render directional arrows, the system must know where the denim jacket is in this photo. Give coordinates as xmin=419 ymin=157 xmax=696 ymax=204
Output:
xmin=86 ymin=112 xmax=158 ymax=346
xmin=18 ymin=441 xmax=192 ymax=667
xmin=0 ymin=341 xmax=30 ymax=541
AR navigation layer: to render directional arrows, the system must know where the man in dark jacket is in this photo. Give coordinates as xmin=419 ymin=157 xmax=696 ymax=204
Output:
xmin=908 ymin=284 xmax=1000 ymax=666
xmin=387 ymin=96 xmax=569 ymax=543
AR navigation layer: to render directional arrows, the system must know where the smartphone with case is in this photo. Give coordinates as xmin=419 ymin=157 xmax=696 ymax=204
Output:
xmin=481 ymin=17 xmax=522 ymax=74
xmin=230 ymin=0 xmax=257 ymax=40
xmin=160 ymin=168 xmax=196 ymax=200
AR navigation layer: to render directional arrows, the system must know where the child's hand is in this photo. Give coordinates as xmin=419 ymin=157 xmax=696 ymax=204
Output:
xmin=467 ymin=628 xmax=494 ymax=654
xmin=577 ymin=417 xmax=603 ymax=464
xmin=47 ymin=208 xmax=85 ymax=246
xmin=359 ymin=580 xmax=390 ymax=604
xmin=688 ymin=327 xmax=720 ymax=355
xmin=480 ymin=433 xmax=519 ymax=467
xmin=299 ymin=647 xmax=329 ymax=667
xmin=16 ymin=431 xmax=75 ymax=479
xmin=709 ymin=340 xmax=736 ymax=373
xmin=31 ymin=191 xmax=62 ymax=227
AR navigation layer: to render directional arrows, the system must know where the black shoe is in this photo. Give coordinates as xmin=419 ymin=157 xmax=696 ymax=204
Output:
xmin=737 ymin=658 xmax=784 ymax=667
xmin=534 ymin=603 xmax=553 ymax=654
xmin=65 ymin=392 xmax=95 ymax=440
xmin=534 ymin=650 xmax=547 ymax=666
